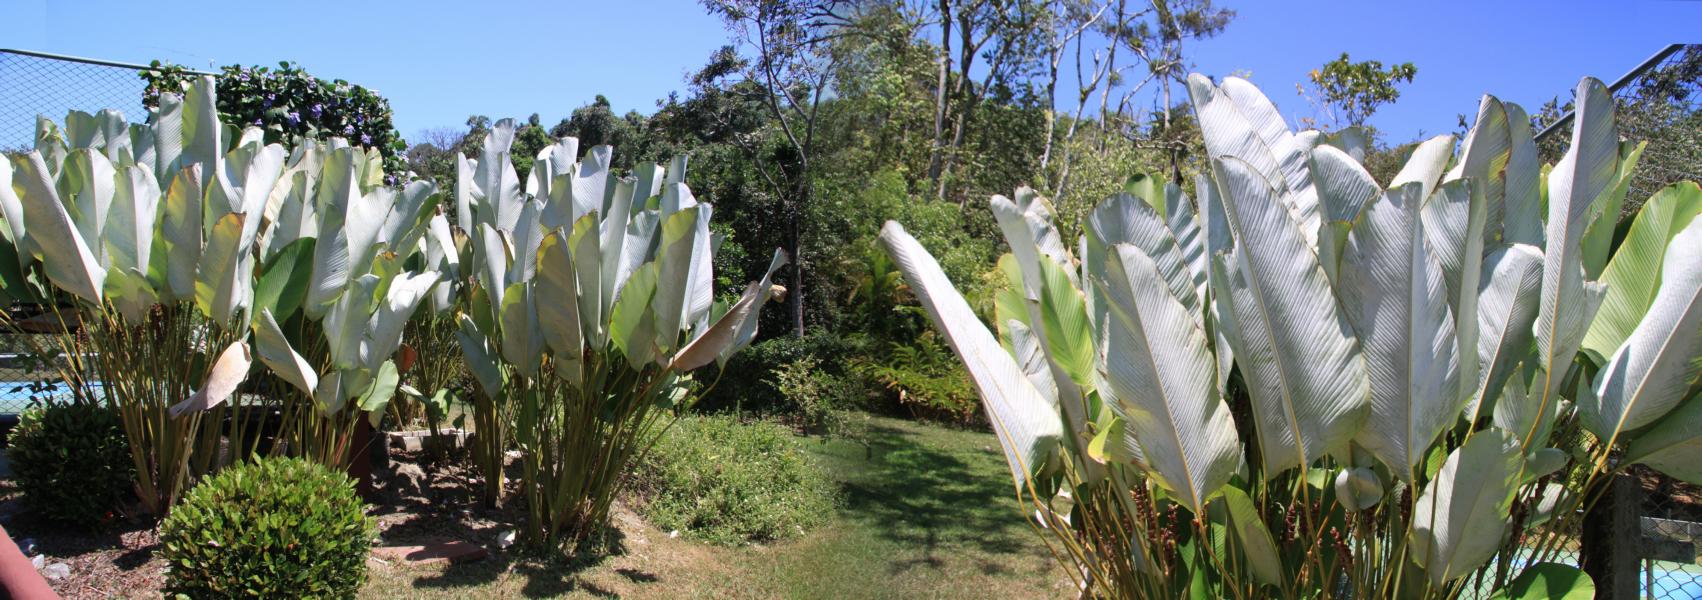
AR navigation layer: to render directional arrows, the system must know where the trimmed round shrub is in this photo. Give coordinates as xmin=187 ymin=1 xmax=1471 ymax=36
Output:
xmin=160 ymin=457 xmax=374 ymax=598
xmin=633 ymin=416 xmax=836 ymax=545
xmin=6 ymin=400 xmax=132 ymax=526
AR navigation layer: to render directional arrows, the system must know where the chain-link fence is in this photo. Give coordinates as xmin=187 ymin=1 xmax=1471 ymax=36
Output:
xmin=1536 ymin=44 xmax=1702 ymax=214
xmin=1636 ymin=469 xmax=1702 ymax=599
xmin=0 ymin=48 xmax=212 ymax=153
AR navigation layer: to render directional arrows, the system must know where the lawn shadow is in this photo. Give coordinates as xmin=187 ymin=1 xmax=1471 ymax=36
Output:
xmin=823 ymin=421 xmax=1047 ymax=574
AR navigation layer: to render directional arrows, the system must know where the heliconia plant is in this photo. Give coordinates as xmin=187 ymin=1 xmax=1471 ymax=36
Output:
xmin=453 ymin=120 xmax=787 ymax=551
xmin=882 ymin=73 xmax=1700 ymax=598
xmin=0 ymin=77 xmax=441 ymax=512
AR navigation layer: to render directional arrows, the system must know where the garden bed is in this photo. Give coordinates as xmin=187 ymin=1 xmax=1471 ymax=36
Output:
xmin=3 ymin=416 xmax=1069 ymax=599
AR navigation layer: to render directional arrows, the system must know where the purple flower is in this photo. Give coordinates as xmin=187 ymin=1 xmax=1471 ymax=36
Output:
xmin=286 ymin=112 xmax=301 ymax=125
xmin=343 ymin=125 xmax=355 ymax=135
xmin=360 ymin=133 xmax=371 ymax=145
xmin=309 ymin=103 xmax=324 ymax=118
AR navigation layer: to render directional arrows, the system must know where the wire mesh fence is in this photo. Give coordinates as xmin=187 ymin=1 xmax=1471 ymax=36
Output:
xmin=0 ymin=48 xmax=212 ymax=153
xmin=1536 ymin=44 xmax=1702 ymax=215
xmin=1637 ymin=469 xmax=1702 ymax=599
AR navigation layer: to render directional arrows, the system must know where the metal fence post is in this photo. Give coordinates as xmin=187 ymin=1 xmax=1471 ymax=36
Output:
xmin=1582 ymin=473 xmax=1642 ymax=599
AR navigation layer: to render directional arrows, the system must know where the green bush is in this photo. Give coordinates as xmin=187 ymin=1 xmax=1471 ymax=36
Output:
xmin=701 ymin=331 xmax=868 ymax=414
xmin=160 ymin=457 xmax=374 ymax=598
xmin=766 ymin=355 xmax=866 ymax=437
xmin=6 ymin=400 xmax=132 ymax=526
xmin=633 ymin=416 xmax=836 ymax=545
xmin=141 ymin=61 xmax=407 ymax=182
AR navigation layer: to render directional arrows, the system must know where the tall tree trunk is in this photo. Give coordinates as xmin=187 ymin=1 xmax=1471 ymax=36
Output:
xmin=927 ymin=0 xmax=953 ymax=188
xmin=788 ymin=171 xmax=808 ymax=338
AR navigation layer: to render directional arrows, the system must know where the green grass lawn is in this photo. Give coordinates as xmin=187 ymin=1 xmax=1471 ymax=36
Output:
xmin=363 ymin=415 xmax=1072 ymax=599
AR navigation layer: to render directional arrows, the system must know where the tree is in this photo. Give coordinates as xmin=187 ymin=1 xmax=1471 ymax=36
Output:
xmin=700 ymin=0 xmax=856 ymax=337
xmin=1299 ymin=52 xmax=1418 ymax=130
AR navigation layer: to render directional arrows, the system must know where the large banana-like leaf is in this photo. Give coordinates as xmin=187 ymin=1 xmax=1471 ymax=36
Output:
xmin=1445 ymin=97 xmax=1511 ymax=237
xmin=1580 ymin=141 xmax=1647 ymax=279
xmin=476 ymin=120 xmax=524 ymax=232
xmin=107 ymin=165 xmax=160 ymax=276
xmin=991 ymin=189 xmax=1073 ymax=300
xmin=1163 ymin=184 xmax=1209 ymax=301
xmin=652 ymin=206 xmax=703 ymax=352
xmin=1086 ymin=193 xmax=1201 ymax=325
xmin=1420 ymin=179 xmax=1485 ymax=407
xmin=573 ymin=146 xmax=613 ymax=226
xmin=1468 ymin=245 xmax=1545 ymax=421
xmin=194 ymin=212 xmax=252 ymax=324
xmin=1218 ymin=78 xmax=1319 ymax=233
xmin=473 ymin=222 xmax=511 ymax=311
xmin=324 ymin=274 xmax=380 ymax=371
xmin=569 ymin=213 xmax=606 ymax=346
xmin=1501 ymin=102 xmax=1545 ymax=247
xmin=1219 ymin=486 xmax=1284 ymax=587
xmin=368 ymin=271 xmax=439 ymax=369
xmin=535 ymin=231 xmax=584 ymax=360
xmin=12 ymin=153 xmax=106 ymax=303
xmin=177 ymin=76 xmax=222 ymax=180
xmin=672 ymin=248 xmax=789 ymax=371
xmin=253 ymin=238 xmax=316 ymax=322
xmin=1581 ymin=216 xmax=1702 ymax=439
xmin=305 ymin=151 xmax=362 ymax=314
xmin=160 ymin=166 xmax=203 ymax=301
xmin=0 ymin=158 xmax=28 ymax=247
xmin=168 ymin=340 xmax=252 ymax=417
xmin=1189 ymin=75 xmax=1318 ymax=247
xmin=1533 ymin=78 xmax=1616 ymax=414
xmin=1097 ymin=244 xmax=1240 ymax=512
xmin=253 ymin=308 xmax=317 ymax=396
xmin=455 ymin=314 xmax=506 ymax=400
xmin=1390 ymin=135 xmax=1455 ymax=200
xmin=1210 ymin=156 xmax=1369 ymax=474
xmin=610 ymin=263 xmax=659 ymax=369
xmin=60 ymin=150 xmax=115 ymax=248
xmin=455 ymin=154 xmax=476 ymax=232
xmin=1309 ymin=144 xmax=1380 ymax=282
xmin=882 ymin=221 xmax=1063 ymax=492
xmin=507 ymin=198 xmax=545 ymax=285
xmin=500 ymin=281 xmax=545 ymax=376
xmin=1342 ymin=183 xmax=1461 ymax=476
xmin=1409 ymin=429 xmax=1523 ymax=586
xmin=1582 ymin=182 xmax=1702 ymax=363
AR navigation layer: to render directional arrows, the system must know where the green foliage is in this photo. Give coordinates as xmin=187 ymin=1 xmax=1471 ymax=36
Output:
xmin=5 ymin=400 xmax=132 ymax=526
xmin=765 ymin=354 xmax=866 ymax=436
xmin=701 ymin=331 xmax=866 ymax=415
xmin=160 ymin=457 xmax=374 ymax=598
xmin=853 ymin=335 xmax=980 ymax=424
xmin=141 ymin=60 xmax=407 ymax=181
xmin=633 ymin=415 xmax=836 ymax=545
xmin=1303 ymin=52 xmax=1418 ymax=129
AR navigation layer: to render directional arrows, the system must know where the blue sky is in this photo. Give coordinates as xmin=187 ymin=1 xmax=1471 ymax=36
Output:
xmin=3 ymin=0 xmax=1698 ymax=144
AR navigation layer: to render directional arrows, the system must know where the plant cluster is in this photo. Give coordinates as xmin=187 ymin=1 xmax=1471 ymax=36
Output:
xmin=159 ymin=456 xmax=374 ymax=598
xmin=450 ymin=120 xmax=788 ymax=551
xmin=2 ymin=77 xmax=443 ymax=513
xmin=6 ymin=400 xmax=132 ymax=526
xmin=142 ymin=61 xmax=408 ymax=182
xmin=632 ymin=415 xmax=837 ymax=545
xmin=884 ymin=73 xmax=1698 ymax=598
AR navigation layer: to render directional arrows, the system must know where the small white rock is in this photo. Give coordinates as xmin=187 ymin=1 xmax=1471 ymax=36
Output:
xmin=668 ymin=530 xmax=680 ymax=539
xmin=42 ymin=562 xmax=70 ymax=581
xmin=496 ymin=530 xmax=517 ymax=549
